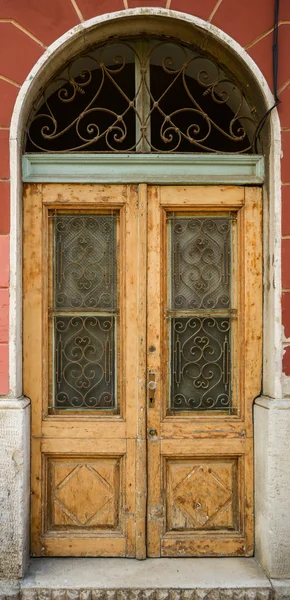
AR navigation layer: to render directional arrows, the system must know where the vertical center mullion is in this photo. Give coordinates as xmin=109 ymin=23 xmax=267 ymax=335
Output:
xmin=135 ymin=40 xmax=151 ymax=152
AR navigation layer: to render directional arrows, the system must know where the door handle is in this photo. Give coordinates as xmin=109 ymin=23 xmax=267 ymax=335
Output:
xmin=147 ymin=370 xmax=156 ymax=407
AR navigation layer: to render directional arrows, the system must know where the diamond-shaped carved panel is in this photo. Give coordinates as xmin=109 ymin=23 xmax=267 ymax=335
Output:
xmin=47 ymin=457 xmax=121 ymax=532
xmin=166 ymin=459 xmax=238 ymax=532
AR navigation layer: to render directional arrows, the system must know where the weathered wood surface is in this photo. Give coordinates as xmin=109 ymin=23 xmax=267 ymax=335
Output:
xmin=24 ymin=183 xmax=146 ymax=557
xmin=146 ymin=185 xmax=261 ymax=557
xmin=24 ymin=183 xmax=261 ymax=557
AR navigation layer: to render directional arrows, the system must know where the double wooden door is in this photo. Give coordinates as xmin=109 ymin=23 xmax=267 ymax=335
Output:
xmin=24 ymin=183 xmax=262 ymax=557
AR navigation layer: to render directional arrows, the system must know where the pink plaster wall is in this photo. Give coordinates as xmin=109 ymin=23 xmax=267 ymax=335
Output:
xmin=0 ymin=0 xmax=289 ymax=393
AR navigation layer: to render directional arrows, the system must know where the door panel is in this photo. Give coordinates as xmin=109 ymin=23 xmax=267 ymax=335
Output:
xmin=24 ymin=183 xmax=261 ymax=557
xmin=146 ymin=185 xmax=262 ymax=557
xmin=24 ymin=183 xmax=147 ymax=557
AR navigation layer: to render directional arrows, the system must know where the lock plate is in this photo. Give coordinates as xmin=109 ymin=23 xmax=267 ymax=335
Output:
xmin=147 ymin=370 xmax=156 ymax=407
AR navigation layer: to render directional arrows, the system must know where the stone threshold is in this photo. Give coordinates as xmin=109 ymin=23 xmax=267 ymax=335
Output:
xmin=1 ymin=557 xmax=285 ymax=600
xmin=2 ymin=558 xmax=290 ymax=600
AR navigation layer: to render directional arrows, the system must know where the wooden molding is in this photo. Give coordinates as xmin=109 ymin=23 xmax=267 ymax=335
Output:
xmin=22 ymin=153 xmax=265 ymax=185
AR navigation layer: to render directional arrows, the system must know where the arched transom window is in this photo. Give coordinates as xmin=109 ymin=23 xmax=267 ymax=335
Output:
xmin=26 ymin=37 xmax=259 ymax=154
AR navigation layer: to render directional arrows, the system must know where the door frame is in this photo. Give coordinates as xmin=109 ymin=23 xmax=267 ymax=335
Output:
xmin=22 ymin=155 xmax=264 ymax=558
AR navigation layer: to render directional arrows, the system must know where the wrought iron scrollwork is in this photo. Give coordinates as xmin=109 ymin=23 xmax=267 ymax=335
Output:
xmin=171 ymin=317 xmax=231 ymax=412
xmin=54 ymin=315 xmax=115 ymax=409
xmin=51 ymin=213 xmax=117 ymax=411
xmin=54 ymin=215 xmax=116 ymax=311
xmin=171 ymin=217 xmax=230 ymax=310
xmin=26 ymin=38 xmax=258 ymax=154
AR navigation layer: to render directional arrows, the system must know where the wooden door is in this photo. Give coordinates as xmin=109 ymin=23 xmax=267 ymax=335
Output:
xmin=24 ymin=183 xmax=147 ymax=557
xmin=146 ymin=185 xmax=262 ymax=557
xmin=24 ymin=183 xmax=262 ymax=557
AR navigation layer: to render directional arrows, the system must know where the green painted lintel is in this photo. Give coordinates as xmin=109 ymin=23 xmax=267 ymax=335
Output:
xmin=22 ymin=153 xmax=265 ymax=184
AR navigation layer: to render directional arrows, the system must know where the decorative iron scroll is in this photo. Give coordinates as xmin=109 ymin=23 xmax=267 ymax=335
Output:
xmin=171 ymin=317 xmax=230 ymax=411
xmin=54 ymin=215 xmax=116 ymax=311
xmin=51 ymin=213 xmax=117 ymax=411
xmin=54 ymin=315 xmax=115 ymax=409
xmin=26 ymin=38 xmax=258 ymax=154
xmin=171 ymin=217 xmax=230 ymax=310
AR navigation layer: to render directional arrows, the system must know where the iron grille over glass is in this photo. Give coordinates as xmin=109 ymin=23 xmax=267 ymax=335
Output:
xmin=54 ymin=315 xmax=115 ymax=409
xmin=169 ymin=215 xmax=232 ymax=413
xmin=171 ymin=316 xmax=230 ymax=411
xmin=171 ymin=217 xmax=230 ymax=310
xmin=54 ymin=215 xmax=116 ymax=310
xmin=51 ymin=214 xmax=117 ymax=411
xmin=26 ymin=37 xmax=258 ymax=154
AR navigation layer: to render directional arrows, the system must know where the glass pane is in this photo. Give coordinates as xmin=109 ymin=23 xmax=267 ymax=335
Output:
xmin=170 ymin=316 xmax=231 ymax=412
xmin=54 ymin=215 xmax=116 ymax=311
xmin=51 ymin=213 xmax=117 ymax=412
xmin=171 ymin=217 xmax=230 ymax=310
xmin=54 ymin=315 xmax=115 ymax=410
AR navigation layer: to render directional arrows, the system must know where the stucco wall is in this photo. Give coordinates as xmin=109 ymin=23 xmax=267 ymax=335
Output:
xmin=0 ymin=0 xmax=290 ymax=581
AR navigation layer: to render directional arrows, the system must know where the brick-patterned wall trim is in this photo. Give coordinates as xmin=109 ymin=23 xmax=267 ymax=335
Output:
xmin=9 ymin=8 xmax=282 ymax=401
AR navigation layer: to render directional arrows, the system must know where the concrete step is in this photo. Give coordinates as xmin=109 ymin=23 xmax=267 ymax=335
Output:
xmin=19 ymin=558 xmax=273 ymax=600
xmin=3 ymin=558 xmax=290 ymax=600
